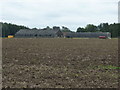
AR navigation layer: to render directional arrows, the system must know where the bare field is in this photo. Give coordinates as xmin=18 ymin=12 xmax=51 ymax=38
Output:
xmin=2 ymin=38 xmax=119 ymax=88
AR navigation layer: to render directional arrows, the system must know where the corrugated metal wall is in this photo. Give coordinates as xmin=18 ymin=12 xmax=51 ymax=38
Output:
xmin=65 ymin=32 xmax=111 ymax=38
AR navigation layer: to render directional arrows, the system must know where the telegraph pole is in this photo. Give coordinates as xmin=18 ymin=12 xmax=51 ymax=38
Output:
xmin=118 ymin=1 xmax=120 ymax=90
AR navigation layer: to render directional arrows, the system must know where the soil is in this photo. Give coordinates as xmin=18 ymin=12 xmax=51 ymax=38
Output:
xmin=2 ymin=38 xmax=119 ymax=88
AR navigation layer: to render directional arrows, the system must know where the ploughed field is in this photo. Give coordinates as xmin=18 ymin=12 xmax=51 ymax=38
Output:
xmin=2 ymin=38 xmax=118 ymax=88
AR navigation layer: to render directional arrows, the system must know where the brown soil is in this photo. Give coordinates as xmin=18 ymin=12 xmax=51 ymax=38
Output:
xmin=2 ymin=38 xmax=118 ymax=88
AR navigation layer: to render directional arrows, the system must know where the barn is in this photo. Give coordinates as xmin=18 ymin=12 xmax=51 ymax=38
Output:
xmin=36 ymin=27 xmax=63 ymax=37
xmin=15 ymin=27 xmax=63 ymax=38
xmin=15 ymin=29 xmax=38 ymax=38
xmin=64 ymin=32 xmax=111 ymax=39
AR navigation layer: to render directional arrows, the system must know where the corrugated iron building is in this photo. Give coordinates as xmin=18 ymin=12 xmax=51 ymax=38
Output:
xmin=15 ymin=26 xmax=111 ymax=38
xmin=15 ymin=27 xmax=63 ymax=38
xmin=15 ymin=29 xmax=38 ymax=37
xmin=64 ymin=32 xmax=111 ymax=38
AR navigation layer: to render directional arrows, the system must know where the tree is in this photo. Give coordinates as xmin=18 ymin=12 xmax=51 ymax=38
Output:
xmin=85 ymin=24 xmax=98 ymax=32
xmin=98 ymin=23 xmax=109 ymax=32
xmin=1 ymin=22 xmax=29 ymax=37
xmin=77 ymin=27 xmax=87 ymax=32
xmin=98 ymin=23 xmax=119 ymax=37
xmin=109 ymin=23 xmax=119 ymax=37
xmin=46 ymin=26 xmax=52 ymax=30
xmin=32 ymin=28 xmax=38 ymax=30
xmin=61 ymin=26 xmax=71 ymax=32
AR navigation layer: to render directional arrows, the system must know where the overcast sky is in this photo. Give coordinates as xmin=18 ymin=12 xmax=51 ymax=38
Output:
xmin=0 ymin=0 xmax=119 ymax=31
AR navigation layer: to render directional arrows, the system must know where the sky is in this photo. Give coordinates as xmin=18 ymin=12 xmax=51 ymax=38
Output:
xmin=0 ymin=0 xmax=119 ymax=31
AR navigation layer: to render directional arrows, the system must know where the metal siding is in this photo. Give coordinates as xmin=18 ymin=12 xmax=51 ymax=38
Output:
xmin=65 ymin=32 xmax=111 ymax=38
xmin=15 ymin=29 xmax=62 ymax=38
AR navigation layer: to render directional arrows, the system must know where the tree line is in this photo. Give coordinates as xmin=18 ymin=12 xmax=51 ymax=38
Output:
xmin=1 ymin=22 xmax=29 ymax=37
xmin=77 ymin=23 xmax=120 ymax=37
xmin=1 ymin=22 xmax=120 ymax=37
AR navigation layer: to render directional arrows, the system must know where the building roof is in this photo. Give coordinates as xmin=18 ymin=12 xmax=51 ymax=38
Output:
xmin=37 ymin=29 xmax=60 ymax=36
xmin=15 ymin=28 xmax=61 ymax=36
xmin=15 ymin=29 xmax=38 ymax=35
xmin=65 ymin=32 xmax=111 ymax=37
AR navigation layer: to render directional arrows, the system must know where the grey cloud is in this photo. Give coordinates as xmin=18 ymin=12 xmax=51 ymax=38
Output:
xmin=1 ymin=0 xmax=118 ymax=31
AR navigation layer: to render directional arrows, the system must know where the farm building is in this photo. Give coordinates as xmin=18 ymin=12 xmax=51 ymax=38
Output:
xmin=64 ymin=32 xmax=111 ymax=39
xmin=15 ymin=26 xmax=111 ymax=38
xmin=15 ymin=27 xmax=63 ymax=38
xmin=15 ymin=29 xmax=38 ymax=38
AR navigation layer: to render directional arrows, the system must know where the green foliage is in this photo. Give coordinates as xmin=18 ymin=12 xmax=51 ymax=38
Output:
xmin=61 ymin=26 xmax=72 ymax=32
xmin=85 ymin=24 xmax=98 ymax=32
xmin=32 ymin=28 xmax=38 ymax=30
xmin=77 ymin=23 xmax=120 ymax=37
xmin=111 ymin=23 xmax=120 ymax=37
xmin=77 ymin=27 xmax=86 ymax=32
xmin=98 ymin=23 xmax=109 ymax=32
xmin=1 ymin=22 xmax=29 ymax=37
xmin=46 ymin=26 xmax=52 ymax=30
xmin=1 ymin=22 xmax=120 ymax=38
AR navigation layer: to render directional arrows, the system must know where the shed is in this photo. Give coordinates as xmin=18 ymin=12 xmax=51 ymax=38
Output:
xmin=15 ymin=29 xmax=38 ymax=38
xmin=65 ymin=32 xmax=111 ymax=39
xmin=15 ymin=27 xmax=63 ymax=38
xmin=36 ymin=29 xmax=63 ymax=37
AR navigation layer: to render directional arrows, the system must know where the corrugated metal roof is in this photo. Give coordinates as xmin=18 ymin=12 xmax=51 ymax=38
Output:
xmin=15 ymin=29 xmax=111 ymax=38
xmin=65 ymin=32 xmax=111 ymax=38
xmin=37 ymin=29 xmax=59 ymax=36
xmin=15 ymin=29 xmax=61 ymax=37
xmin=15 ymin=29 xmax=38 ymax=35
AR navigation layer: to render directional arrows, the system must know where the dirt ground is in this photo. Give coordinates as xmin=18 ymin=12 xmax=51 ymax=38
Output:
xmin=2 ymin=38 xmax=119 ymax=88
